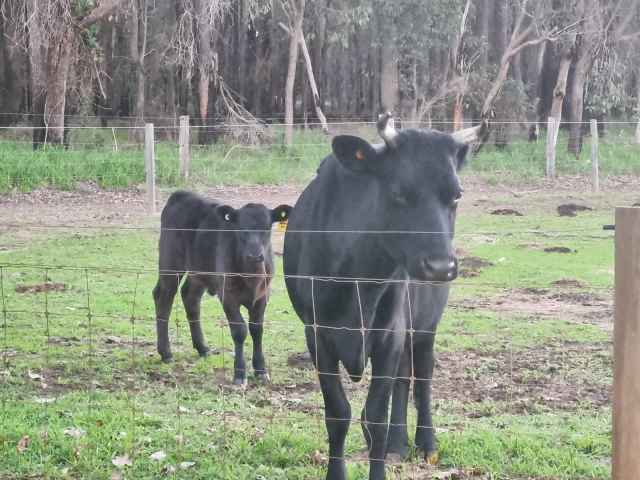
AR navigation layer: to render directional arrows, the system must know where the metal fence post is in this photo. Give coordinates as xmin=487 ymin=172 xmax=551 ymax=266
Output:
xmin=145 ymin=123 xmax=156 ymax=214
xmin=179 ymin=115 xmax=190 ymax=180
xmin=590 ymin=119 xmax=599 ymax=193
xmin=613 ymin=206 xmax=640 ymax=479
xmin=546 ymin=117 xmax=557 ymax=178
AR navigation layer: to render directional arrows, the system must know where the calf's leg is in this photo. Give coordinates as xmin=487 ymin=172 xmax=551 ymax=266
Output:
xmin=153 ymin=273 xmax=183 ymax=362
xmin=180 ymin=278 xmax=209 ymax=357
xmin=223 ymin=302 xmax=248 ymax=385
xmin=248 ymin=298 xmax=269 ymax=382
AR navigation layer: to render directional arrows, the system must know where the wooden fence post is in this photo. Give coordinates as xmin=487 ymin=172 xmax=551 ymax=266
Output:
xmin=635 ymin=119 xmax=640 ymax=145
xmin=145 ymin=123 xmax=156 ymax=214
xmin=590 ymin=119 xmax=599 ymax=192
xmin=613 ymin=206 xmax=640 ymax=479
xmin=179 ymin=115 xmax=190 ymax=180
xmin=546 ymin=117 xmax=557 ymax=177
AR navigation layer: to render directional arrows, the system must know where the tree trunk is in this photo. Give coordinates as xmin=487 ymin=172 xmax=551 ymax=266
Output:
xmin=194 ymin=0 xmax=216 ymax=144
xmin=297 ymin=26 xmax=328 ymax=132
xmin=44 ymin=29 xmax=75 ymax=145
xmin=380 ymin=41 xmax=399 ymax=113
xmin=478 ymin=0 xmax=490 ymax=69
xmin=550 ymin=53 xmax=572 ymax=122
xmin=284 ymin=0 xmax=305 ymax=146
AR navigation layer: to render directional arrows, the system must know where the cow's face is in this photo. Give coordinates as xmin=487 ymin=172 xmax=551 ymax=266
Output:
xmin=332 ymin=122 xmax=472 ymax=282
xmin=216 ymin=203 xmax=292 ymax=273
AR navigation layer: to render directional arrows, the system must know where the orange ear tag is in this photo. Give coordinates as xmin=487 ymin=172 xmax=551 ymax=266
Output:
xmin=277 ymin=219 xmax=288 ymax=233
xmin=355 ymin=150 xmax=365 ymax=161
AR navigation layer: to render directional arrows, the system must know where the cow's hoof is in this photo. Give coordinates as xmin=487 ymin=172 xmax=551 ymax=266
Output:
xmin=425 ymin=451 xmax=439 ymax=465
xmin=160 ymin=354 xmax=173 ymax=363
xmin=197 ymin=348 xmax=210 ymax=358
xmin=385 ymin=453 xmax=405 ymax=465
xmin=386 ymin=444 xmax=409 ymax=460
xmin=254 ymin=372 xmax=270 ymax=384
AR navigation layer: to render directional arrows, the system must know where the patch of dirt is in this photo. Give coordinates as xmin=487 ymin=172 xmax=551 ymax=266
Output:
xmin=434 ymin=341 xmax=611 ymax=414
xmin=287 ymin=351 xmax=314 ymax=370
xmin=458 ymin=256 xmax=494 ymax=278
xmin=15 ymin=282 xmax=66 ymax=294
xmin=490 ymin=208 xmax=523 ymax=216
xmin=551 ymin=278 xmax=586 ymax=288
xmin=557 ymin=203 xmax=593 ymax=217
xmin=543 ymin=246 xmax=575 ymax=254
xmin=453 ymin=286 xmax=613 ymax=331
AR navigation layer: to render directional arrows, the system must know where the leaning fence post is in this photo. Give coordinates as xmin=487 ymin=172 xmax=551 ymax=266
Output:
xmin=179 ymin=115 xmax=190 ymax=180
xmin=613 ymin=206 xmax=640 ymax=479
xmin=590 ymin=119 xmax=599 ymax=192
xmin=546 ymin=117 xmax=557 ymax=177
xmin=145 ymin=123 xmax=156 ymax=214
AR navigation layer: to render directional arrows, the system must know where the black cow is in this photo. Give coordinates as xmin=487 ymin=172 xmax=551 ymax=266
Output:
xmin=283 ymin=114 xmax=483 ymax=479
xmin=153 ymin=190 xmax=291 ymax=385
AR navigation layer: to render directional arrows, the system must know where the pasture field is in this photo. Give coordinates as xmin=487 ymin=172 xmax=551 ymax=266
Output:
xmin=1 ymin=170 xmax=634 ymax=480
xmin=1 ymin=126 xmax=639 ymax=193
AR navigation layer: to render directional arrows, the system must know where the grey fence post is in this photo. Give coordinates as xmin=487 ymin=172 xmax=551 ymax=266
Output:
xmin=179 ymin=115 xmax=190 ymax=180
xmin=145 ymin=123 xmax=156 ymax=214
xmin=590 ymin=119 xmax=599 ymax=193
xmin=613 ymin=207 xmax=640 ymax=479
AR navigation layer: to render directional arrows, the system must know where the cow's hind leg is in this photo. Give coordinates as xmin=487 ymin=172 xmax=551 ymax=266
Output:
xmin=248 ymin=298 xmax=269 ymax=382
xmin=223 ymin=302 xmax=248 ymax=386
xmin=413 ymin=333 xmax=438 ymax=463
xmin=386 ymin=337 xmax=411 ymax=459
xmin=316 ymin=344 xmax=351 ymax=480
xmin=181 ymin=278 xmax=209 ymax=357
xmin=153 ymin=272 xmax=183 ymax=362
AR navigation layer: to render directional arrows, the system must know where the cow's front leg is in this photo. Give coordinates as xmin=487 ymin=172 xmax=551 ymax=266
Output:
xmin=223 ymin=302 xmax=248 ymax=386
xmin=414 ymin=333 xmax=438 ymax=463
xmin=315 ymin=343 xmax=351 ymax=480
xmin=153 ymin=273 xmax=183 ymax=362
xmin=248 ymin=298 xmax=269 ymax=382
xmin=386 ymin=336 xmax=411 ymax=459
xmin=362 ymin=336 xmax=404 ymax=480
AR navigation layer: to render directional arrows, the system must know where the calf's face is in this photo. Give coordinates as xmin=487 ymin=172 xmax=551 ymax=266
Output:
xmin=216 ymin=203 xmax=292 ymax=273
xmin=332 ymin=127 xmax=468 ymax=283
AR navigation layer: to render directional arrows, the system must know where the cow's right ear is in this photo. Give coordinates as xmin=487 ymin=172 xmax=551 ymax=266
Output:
xmin=332 ymin=135 xmax=379 ymax=174
xmin=216 ymin=205 xmax=237 ymax=223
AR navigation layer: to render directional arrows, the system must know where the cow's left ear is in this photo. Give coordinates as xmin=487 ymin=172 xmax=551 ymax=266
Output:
xmin=271 ymin=204 xmax=292 ymax=223
xmin=216 ymin=205 xmax=238 ymax=223
xmin=455 ymin=143 xmax=469 ymax=171
xmin=332 ymin=135 xmax=380 ymax=174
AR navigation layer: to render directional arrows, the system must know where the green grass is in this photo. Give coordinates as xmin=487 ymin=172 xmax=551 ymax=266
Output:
xmin=1 ymin=127 xmax=639 ymax=192
xmin=0 ymin=202 xmax=617 ymax=478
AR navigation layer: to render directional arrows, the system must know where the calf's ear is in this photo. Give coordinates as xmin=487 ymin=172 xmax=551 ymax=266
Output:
xmin=332 ymin=135 xmax=380 ymax=174
xmin=271 ymin=204 xmax=292 ymax=223
xmin=216 ymin=205 xmax=238 ymax=223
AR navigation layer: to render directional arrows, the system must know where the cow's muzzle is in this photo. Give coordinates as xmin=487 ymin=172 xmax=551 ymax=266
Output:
xmin=418 ymin=256 xmax=458 ymax=282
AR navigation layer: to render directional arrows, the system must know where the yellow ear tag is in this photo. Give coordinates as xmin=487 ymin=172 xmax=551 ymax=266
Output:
xmin=355 ymin=150 xmax=365 ymax=161
xmin=277 ymin=219 xmax=288 ymax=232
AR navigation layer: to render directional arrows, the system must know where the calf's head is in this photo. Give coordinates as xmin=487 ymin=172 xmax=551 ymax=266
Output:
xmin=216 ymin=203 xmax=292 ymax=272
xmin=332 ymin=114 xmax=485 ymax=282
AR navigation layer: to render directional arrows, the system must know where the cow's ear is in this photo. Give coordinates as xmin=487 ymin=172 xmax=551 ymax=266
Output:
xmin=271 ymin=204 xmax=292 ymax=223
xmin=455 ymin=143 xmax=469 ymax=171
xmin=216 ymin=205 xmax=237 ymax=223
xmin=332 ymin=135 xmax=379 ymax=174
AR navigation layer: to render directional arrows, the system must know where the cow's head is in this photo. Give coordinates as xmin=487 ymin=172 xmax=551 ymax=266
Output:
xmin=216 ymin=203 xmax=292 ymax=273
xmin=331 ymin=113 xmax=486 ymax=282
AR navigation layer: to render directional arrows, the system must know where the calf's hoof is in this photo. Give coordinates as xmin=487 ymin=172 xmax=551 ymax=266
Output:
xmin=385 ymin=442 xmax=409 ymax=460
xmin=232 ymin=377 xmax=248 ymax=388
xmin=254 ymin=372 xmax=270 ymax=384
xmin=159 ymin=353 xmax=173 ymax=363
xmin=196 ymin=347 xmax=210 ymax=358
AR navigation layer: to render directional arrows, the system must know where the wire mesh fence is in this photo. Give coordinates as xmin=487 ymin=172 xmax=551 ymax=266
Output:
xmin=0 ymin=220 xmax=616 ymax=478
